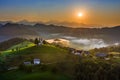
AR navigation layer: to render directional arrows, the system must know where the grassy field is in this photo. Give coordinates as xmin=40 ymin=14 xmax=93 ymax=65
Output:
xmin=1 ymin=41 xmax=119 ymax=80
xmin=1 ymin=41 xmax=35 ymax=55
xmin=0 ymin=41 xmax=35 ymax=62
xmin=0 ymin=43 xmax=71 ymax=80
xmin=0 ymin=70 xmax=70 ymax=80
xmin=0 ymin=42 xmax=70 ymax=65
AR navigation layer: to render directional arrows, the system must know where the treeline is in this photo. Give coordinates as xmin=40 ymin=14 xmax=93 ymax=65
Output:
xmin=17 ymin=57 xmax=120 ymax=80
xmin=90 ymin=45 xmax=120 ymax=53
xmin=73 ymin=58 xmax=120 ymax=80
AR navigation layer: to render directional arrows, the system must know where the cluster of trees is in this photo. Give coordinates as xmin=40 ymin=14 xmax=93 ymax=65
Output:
xmin=0 ymin=38 xmax=120 ymax=80
xmin=34 ymin=38 xmax=47 ymax=46
xmin=73 ymin=58 xmax=120 ymax=80
xmin=90 ymin=45 xmax=120 ymax=55
xmin=0 ymin=62 xmax=8 ymax=72
xmin=18 ymin=58 xmax=120 ymax=80
xmin=19 ymin=64 xmax=33 ymax=73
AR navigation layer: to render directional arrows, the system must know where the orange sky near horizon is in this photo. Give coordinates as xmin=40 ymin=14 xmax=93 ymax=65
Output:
xmin=0 ymin=0 xmax=120 ymax=27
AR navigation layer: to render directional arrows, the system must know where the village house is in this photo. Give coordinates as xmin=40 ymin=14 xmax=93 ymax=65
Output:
xmin=69 ymin=48 xmax=76 ymax=54
xmin=74 ymin=50 xmax=83 ymax=56
xmin=69 ymin=48 xmax=90 ymax=56
xmin=96 ymin=53 xmax=108 ymax=59
xmin=23 ymin=58 xmax=40 ymax=65
xmin=24 ymin=61 xmax=31 ymax=65
xmin=33 ymin=59 xmax=40 ymax=65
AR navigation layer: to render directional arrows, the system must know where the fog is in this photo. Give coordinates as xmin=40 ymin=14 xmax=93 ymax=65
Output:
xmin=42 ymin=34 xmax=120 ymax=50
xmin=62 ymin=36 xmax=118 ymax=50
xmin=71 ymin=38 xmax=108 ymax=50
xmin=0 ymin=34 xmax=119 ymax=50
xmin=46 ymin=38 xmax=70 ymax=47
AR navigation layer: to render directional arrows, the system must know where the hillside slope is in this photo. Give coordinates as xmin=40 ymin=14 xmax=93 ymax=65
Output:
xmin=0 ymin=38 xmax=27 ymax=51
xmin=1 ymin=44 xmax=69 ymax=66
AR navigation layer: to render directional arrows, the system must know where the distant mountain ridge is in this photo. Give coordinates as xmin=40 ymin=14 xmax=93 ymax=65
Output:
xmin=0 ymin=20 xmax=113 ymax=28
xmin=0 ymin=21 xmax=13 ymax=25
xmin=0 ymin=24 xmax=2 ymax=27
xmin=0 ymin=22 xmax=120 ymax=43
xmin=0 ymin=23 xmax=37 ymax=36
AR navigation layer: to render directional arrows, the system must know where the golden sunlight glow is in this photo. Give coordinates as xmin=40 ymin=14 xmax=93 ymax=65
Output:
xmin=78 ymin=12 xmax=83 ymax=17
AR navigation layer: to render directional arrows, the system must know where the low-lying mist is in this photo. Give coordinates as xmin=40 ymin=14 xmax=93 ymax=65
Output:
xmin=62 ymin=36 xmax=119 ymax=50
xmin=1 ymin=33 xmax=119 ymax=50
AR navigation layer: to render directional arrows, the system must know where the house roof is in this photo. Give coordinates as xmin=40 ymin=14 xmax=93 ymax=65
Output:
xmin=96 ymin=53 xmax=107 ymax=57
xmin=34 ymin=59 xmax=40 ymax=61
xmin=24 ymin=62 xmax=31 ymax=64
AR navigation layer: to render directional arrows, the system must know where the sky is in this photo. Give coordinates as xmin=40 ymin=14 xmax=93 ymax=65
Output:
xmin=0 ymin=0 xmax=120 ymax=27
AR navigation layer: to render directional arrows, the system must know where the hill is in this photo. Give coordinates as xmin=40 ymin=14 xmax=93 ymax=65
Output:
xmin=0 ymin=24 xmax=2 ymax=27
xmin=0 ymin=23 xmax=120 ymax=43
xmin=90 ymin=45 xmax=120 ymax=53
xmin=0 ymin=22 xmax=120 ymax=45
xmin=0 ymin=42 xmax=69 ymax=66
xmin=0 ymin=23 xmax=37 ymax=36
xmin=0 ymin=70 xmax=70 ymax=80
xmin=0 ymin=41 xmax=120 ymax=80
xmin=0 ymin=42 xmax=71 ymax=80
xmin=0 ymin=38 xmax=27 ymax=51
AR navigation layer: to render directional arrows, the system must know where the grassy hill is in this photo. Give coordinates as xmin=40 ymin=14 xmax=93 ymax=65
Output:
xmin=0 ymin=41 xmax=71 ymax=80
xmin=0 ymin=40 xmax=120 ymax=80
xmin=0 ymin=41 xmax=69 ymax=66
xmin=0 ymin=41 xmax=35 ymax=62
xmin=0 ymin=38 xmax=27 ymax=51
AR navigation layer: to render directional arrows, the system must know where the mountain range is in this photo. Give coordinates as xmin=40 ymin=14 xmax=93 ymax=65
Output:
xmin=0 ymin=24 xmax=2 ymax=28
xmin=0 ymin=22 xmax=120 ymax=44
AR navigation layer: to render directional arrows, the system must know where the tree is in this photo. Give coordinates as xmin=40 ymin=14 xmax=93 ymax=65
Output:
xmin=34 ymin=38 xmax=39 ymax=46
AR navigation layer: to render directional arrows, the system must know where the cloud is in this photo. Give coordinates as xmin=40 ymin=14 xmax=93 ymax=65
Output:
xmin=46 ymin=38 xmax=70 ymax=47
xmin=71 ymin=39 xmax=108 ymax=50
xmin=46 ymin=36 xmax=119 ymax=50
xmin=62 ymin=36 xmax=109 ymax=50
xmin=62 ymin=36 xmax=77 ymax=40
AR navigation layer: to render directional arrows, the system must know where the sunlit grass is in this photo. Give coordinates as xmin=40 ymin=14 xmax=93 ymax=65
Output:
xmin=1 ymin=41 xmax=35 ymax=55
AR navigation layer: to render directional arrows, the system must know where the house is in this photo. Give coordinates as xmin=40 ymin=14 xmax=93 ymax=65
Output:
xmin=74 ymin=52 xmax=81 ymax=55
xmin=96 ymin=53 xmax=108 ymax=58
xmin=74 ymin=50 xmax=83 ymax=56
xmin=33 ymin=59 xmax=40 ymax=65
xmin=24 ymin=61 xmax=31 ymax=65
xmin=69 ymin=48 xmax=76 ymax=54
xmin=75 ymin=50 xmax=83 ymax=55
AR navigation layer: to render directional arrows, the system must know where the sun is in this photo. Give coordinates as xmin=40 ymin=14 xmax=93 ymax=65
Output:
xmin=78 ymin=12 xmax=83 ymax=17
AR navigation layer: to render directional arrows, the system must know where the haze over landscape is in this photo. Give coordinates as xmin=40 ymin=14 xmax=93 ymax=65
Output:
xmin=0 ymin=0 xmax=120 ymax=49
xmin=0 ymin=0 xmax=120 ymax=80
